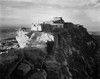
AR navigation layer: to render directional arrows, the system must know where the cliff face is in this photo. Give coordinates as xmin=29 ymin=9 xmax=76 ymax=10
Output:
xmin=49 ymin=24 xmax=97 ymax=79
xmin=0 ymin=18 xmax=98 ymax=79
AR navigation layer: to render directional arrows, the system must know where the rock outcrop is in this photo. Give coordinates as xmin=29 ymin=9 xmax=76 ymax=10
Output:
xmin=0 ymin=17 xmax=98 ymax=79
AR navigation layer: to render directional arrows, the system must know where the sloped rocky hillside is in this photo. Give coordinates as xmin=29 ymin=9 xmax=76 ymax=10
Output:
xmin=0 ymin=19 xmax=98 ymax=79
xmin=92 ymin=34 xmax=100 ymax=78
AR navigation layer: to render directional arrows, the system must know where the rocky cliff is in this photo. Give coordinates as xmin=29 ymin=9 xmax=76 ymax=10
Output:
xmin=0 ymin=18 xmax=98 ymax=79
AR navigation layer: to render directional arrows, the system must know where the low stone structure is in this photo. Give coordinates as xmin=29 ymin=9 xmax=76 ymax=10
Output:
xmin=0 ymin=17 xmax=98 ymax=79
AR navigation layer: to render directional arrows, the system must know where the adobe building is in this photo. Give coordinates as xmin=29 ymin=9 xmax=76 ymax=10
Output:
xmin=16 ymin=17 xmax=84 ymax=48
xmin=31 ymin=23 xmax=42 ymax=31
xmin=41 ymin=17 xmax=64 ymax=32
xmin=31 ymin=17 xmax=83 ymax=32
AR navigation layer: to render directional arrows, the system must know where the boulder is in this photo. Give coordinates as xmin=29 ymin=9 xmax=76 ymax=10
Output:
xmin=0 ymin=17 xmax=98 ymax=79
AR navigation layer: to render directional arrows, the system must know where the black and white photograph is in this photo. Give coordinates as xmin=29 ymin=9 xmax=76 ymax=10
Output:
xmin=0 ymin=0 xmax=100 ymax=79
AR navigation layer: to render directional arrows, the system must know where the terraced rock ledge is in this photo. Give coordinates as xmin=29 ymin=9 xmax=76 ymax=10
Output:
xmin=0 ymin=17 xmax=98 ymax=79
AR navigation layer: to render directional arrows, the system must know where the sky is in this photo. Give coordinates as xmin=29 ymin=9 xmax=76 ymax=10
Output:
xmin=0 ymin=0 xmax=100 ymax=31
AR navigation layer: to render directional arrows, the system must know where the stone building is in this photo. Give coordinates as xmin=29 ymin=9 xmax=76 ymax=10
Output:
xmin=41 ymin=17 xmax=64 ymax=32
xmin=31 ymin=23 xmax=42 ymax=31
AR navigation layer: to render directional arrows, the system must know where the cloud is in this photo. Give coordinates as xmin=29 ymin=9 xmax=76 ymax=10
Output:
xmin=11 ymin=0 xmax=33 ymax=2
xmin=1 ymin=0 xmax=100 ymax=9
xmin=0 ymin=0 xmax=35 ymax=9
xmin=0 ymin=0 xmax=100 ymax=31
xmin=86 ymin=9 xmax=100 ymax=22
xmin=90 ymin=0 xmax=100 ymax=4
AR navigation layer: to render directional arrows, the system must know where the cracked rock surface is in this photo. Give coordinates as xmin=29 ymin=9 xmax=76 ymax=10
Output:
xmin=0 ymin=22 xmax=98 ymax=79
